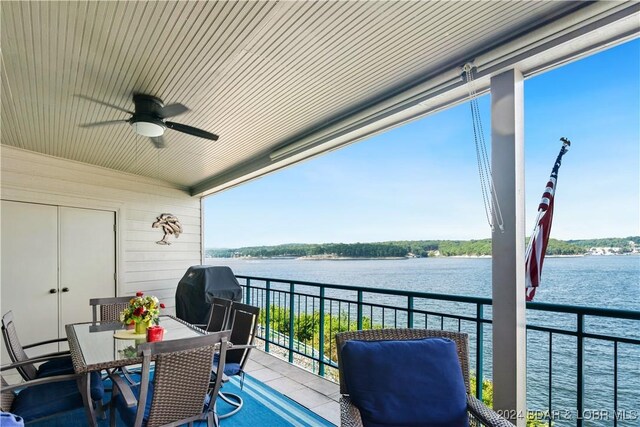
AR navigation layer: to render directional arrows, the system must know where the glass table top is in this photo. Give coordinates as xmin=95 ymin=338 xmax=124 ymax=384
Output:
xmin=66 ymin=316 xmax=203 ymax=372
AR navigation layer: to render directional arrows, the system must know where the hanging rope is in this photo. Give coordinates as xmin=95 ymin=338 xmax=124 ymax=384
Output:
xmin=464 ymin=63 xmax=504 ymax=233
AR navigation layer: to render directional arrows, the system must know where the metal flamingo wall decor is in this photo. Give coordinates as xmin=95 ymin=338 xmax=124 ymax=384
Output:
xmin=152 ymin=213 xmax=183 ymax=245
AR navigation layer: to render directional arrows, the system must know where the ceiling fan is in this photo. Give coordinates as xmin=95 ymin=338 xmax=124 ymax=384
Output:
xmin=77 ymin=93 xmax=219 ymax=148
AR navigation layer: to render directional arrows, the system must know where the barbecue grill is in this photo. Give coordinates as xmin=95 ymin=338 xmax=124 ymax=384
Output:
xmin=175 ymin=265 xmax=243 ymax=325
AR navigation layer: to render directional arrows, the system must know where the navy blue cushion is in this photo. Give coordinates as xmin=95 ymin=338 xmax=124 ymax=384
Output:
xmin=114 ymin=381 xmax=154 ymax=426
xmin=35 ymin=357 xmax=74 ymax=378
xmin=36 ymin=363 xmax=104 ymax=401
xmin=341 ymin=337 xmax=469 ymax=427
xmin=212 ymin=353 xmax=241 ymax=376
xmin=11 ymin=380 xmax=84 ymax=422
xmin=87 ymin=371 xmax=106 ymax=401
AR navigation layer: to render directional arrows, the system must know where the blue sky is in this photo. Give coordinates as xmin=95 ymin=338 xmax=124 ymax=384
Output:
xmin=204 ymin=40 xmax=640 ymax=248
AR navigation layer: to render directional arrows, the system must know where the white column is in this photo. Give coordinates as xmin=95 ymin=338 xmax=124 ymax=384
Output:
xmin=490 ymin=68 xmax=527 ymax=426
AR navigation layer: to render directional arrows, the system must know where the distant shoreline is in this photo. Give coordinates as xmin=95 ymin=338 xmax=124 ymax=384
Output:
xmin=297 ymin=255 xmax=408 ymax=261
xmin=205 ymin=237 xmax=639 ymax=259
xmin=206 ymin=253 xmax=640 ymax=261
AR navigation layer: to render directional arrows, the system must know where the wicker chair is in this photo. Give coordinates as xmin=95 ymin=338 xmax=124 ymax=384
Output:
xmin=335 ymin=328 xmax=514 ymax=427
xmin=109 ymin=330 xmax=231 ymax=427
xmin=1 ymin=311 xmax=71 ymax=381
xmin=89 ymin=296 xmax=134 ymax=323
xmin=1 ymin=357 xmax=87 ymax=423
xmin=2 ymin=311 xmax=106 ymax=418
xmin=89 ymin=296 xmax=140 ymax=385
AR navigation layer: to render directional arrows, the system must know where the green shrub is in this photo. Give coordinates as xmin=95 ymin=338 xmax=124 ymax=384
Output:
xmin=258 ymin=305 xmax=375 ymax=360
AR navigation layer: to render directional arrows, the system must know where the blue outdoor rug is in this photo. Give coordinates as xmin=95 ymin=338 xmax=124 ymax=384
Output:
xmin=28 ymin=373 xmax=334 ymax=427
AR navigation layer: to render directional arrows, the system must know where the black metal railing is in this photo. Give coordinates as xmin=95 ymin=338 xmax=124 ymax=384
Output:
xmin=238 ymin=275 xmax=640 ymax=427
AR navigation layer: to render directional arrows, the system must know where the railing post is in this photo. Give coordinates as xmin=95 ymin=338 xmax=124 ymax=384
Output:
xmin=289 ymin=282 xmax=295 ymax=363
xmin=476 ymin=303 xmax=484 ymax=401
xmin=245 ymin=278 xmax=251 ymax=305
xmin=614 ymin=341 xmax=618 ymax=427
xmin=577 ymin=313 xmax=584 ymax=427
xmin=265 ymin=280 xmax=271 ymax=353
xmin=357 ymin=290 xmax=363 ymax=330
xmin=318 ymin=286 xmax=325 ymax=377
xmin=408 ymin=296 xmax=414 ymax=328
xmin=548 ymin=332 xmax=553 ymax=418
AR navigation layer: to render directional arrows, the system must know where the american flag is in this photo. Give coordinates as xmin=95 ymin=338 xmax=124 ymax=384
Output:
xmin=525 ymin=139 xmax=570 ymax=301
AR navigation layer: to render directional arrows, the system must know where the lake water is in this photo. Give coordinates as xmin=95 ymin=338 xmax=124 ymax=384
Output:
xmin=206 ymin=255 xmax=640 ymax=426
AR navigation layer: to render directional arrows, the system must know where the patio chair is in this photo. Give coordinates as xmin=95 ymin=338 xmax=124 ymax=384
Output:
xmin=211 ymin=302 xmax=260 ymax=419
xmin=1 ymin=311 xmax=106 ymax=403
xmin=1 ymin=356 xmax=103 ymax=424
xmin=336 ymin=328 xmax=514 ymax=427
xmin=89 ymin=296 xmax=140 ymax=385
xmin=1 ymin=310 xmax=72 ymax=381
xmin=109 ymin=330 xmax=231 ymax=427
xmin=194 ymin=297 xmax=233 ymax=332
xmin=89 ymin=296 xmax=134 ymax=323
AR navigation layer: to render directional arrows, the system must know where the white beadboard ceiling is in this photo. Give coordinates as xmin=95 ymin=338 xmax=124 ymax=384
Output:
xmin=0 ymin=1 xmax=634 ymax=196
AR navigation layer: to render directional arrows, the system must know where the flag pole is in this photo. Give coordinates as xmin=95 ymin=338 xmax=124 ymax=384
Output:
xmin=524 ymin=138 xmax=571 ymax=301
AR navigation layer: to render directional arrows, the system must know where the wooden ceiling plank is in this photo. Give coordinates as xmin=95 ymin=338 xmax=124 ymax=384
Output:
xmin=218 ymin=2 xmax=508 ymax=148
xmin=197 ymin=2 xmax=417 ymax=135
xmin=58 ymin=1 xmax=83 ymax=160
xmin=199 ymin=2 xmax=427 ymax=143
xmin=1 ymin=5 xmax=28 ymax=149
xmin=140 ymin=1 xmax=211 ymax=99
xmin=162 ymin=2 xmax=268 ymax=116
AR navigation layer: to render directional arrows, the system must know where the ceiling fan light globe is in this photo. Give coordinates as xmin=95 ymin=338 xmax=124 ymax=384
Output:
xmin=131 ymin=121 xmax=165 ymax=137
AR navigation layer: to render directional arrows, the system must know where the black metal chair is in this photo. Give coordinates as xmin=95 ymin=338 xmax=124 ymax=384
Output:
xmin=211 ymin=302 xmax=260 ymax=419
xmin=194 ymin=297 xmax=233 ymax=333
xmin=109 ymin=331 xmax=231 ymax=427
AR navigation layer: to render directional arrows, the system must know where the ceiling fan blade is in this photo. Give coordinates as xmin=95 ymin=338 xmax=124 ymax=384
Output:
xmin=79 ymin=119 xmax=128 ymax=128
xmin=150 ymin=136 xmax=166 ymax=149
xmin=158 ymin=103 xmax=189 ymax=118
xmin=165 ymin=121 xmax=219 ymax=141
xmin=74 ymin=95 xmax=134 ymax=115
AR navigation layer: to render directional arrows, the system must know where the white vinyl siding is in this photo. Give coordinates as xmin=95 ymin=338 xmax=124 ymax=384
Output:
xmin=1 ymin=146 xmax=201 ymax=315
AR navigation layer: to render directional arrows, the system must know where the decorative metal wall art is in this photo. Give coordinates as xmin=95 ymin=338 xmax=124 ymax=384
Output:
xmin=152 ymin=213 xmax=183 ymax=245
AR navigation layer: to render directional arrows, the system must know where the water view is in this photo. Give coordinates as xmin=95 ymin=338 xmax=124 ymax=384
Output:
xmin=206 ymin=255 xmax=640 ymax=426
xmin=206 ymin=255 xmax=639 ymax=310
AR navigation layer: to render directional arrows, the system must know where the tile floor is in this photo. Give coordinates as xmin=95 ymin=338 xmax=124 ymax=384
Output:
xmin=244 ymin=349 xmax=340 ymax=426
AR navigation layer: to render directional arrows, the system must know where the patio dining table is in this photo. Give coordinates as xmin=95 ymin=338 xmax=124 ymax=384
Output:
xmin=65 ymin=315 xmax=205 ymax=426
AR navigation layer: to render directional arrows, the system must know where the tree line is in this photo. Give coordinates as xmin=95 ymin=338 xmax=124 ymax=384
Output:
xmin=206 ymin=236 xmax=639 ymax=258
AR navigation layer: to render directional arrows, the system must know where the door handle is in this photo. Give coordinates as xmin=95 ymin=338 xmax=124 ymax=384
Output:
xmin=49 ymin=288 xmax=58 ymax=294
xmin=61 ymin=287 xmax=70 ymax=293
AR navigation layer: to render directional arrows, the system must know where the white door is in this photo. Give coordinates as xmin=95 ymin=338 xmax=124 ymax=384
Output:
xmin=1 ymin=201 xmax=60 ymax=362
xmin=0 ymin=201 xmax=116 ymax=359
xmin=59 ymin=207 xmax=116 ymax=336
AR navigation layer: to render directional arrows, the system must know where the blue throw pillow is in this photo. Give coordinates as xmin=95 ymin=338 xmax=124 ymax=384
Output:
xmin=341 ymin=337 xmax=468 ymax=427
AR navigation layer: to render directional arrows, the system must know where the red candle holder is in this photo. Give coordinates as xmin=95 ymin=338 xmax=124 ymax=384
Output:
xmin=146 ymin=325 xmax=164 ymax=342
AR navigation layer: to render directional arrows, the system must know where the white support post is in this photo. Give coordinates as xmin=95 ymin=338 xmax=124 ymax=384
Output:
xmin=490 ymin=68 xmax=527 ymax=426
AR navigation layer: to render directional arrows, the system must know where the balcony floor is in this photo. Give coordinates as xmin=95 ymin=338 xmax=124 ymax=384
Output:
xmin=245 ymin=349 xmax=340 ymax=426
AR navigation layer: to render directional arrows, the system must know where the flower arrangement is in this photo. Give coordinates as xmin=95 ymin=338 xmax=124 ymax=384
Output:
xmin=120 ymin=292 xmax=166 ymax=327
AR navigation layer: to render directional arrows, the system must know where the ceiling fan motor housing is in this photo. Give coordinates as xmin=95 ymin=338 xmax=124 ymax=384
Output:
xmin=130 ymin=94 xmax=166 ymax=137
